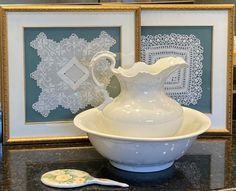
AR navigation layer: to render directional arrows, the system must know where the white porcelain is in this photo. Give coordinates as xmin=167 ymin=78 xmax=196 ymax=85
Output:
xmin=90 ymin=51 xmax=188 ymax=138
xmin=74 ymin=107 xmax=210 ymax=172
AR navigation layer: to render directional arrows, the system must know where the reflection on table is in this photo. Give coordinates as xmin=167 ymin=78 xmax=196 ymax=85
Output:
xmin=1 ymin=137 xmax=233 ymax=191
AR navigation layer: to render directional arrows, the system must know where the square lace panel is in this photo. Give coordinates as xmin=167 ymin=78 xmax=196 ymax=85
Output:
xmin=30 ymin=31 xmax=115 ymax=117
xmin=141 ymin=33 xmax=203 ymax=106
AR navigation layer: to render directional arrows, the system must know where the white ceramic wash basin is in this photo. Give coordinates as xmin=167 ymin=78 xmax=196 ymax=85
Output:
xmin=74 ymin=107 xmax=210 ymax=172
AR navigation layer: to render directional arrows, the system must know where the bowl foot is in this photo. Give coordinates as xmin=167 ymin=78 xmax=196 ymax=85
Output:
xmin=109 ymin=161 xmax=174 ymax=173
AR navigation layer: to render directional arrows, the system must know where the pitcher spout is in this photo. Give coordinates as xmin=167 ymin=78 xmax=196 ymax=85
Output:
xmin=153 ymin=57 xmax=188 ymax=80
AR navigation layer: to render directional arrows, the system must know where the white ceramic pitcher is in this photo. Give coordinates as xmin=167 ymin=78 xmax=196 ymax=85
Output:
xmin=90 ymin=51 xmax=188 ymax=138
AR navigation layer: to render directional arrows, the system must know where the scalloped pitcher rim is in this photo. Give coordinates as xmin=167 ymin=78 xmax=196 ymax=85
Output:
xmin=111 ymin=57 xmax=188 ymax=78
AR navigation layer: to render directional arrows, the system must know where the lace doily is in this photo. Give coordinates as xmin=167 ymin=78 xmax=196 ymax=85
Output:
xmin=141 ymin=33 xmax=204 ymax=106
xmin=30 ymin=31 xmax=115 ymax=117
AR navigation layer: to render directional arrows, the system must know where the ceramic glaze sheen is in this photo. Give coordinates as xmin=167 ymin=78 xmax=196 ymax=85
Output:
xmin=90 ymin=51 xmax=188 ymax=138
xmin=74 ymin=107 xmax=211 ymax=172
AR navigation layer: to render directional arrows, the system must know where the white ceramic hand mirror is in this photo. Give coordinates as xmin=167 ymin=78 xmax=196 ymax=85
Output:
xmin=41 ymin=169 xmax=129 ymax=188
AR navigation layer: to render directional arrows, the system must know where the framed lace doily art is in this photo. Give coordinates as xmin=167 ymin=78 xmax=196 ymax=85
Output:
xmin=141 ymin=26 xmax=213 ymax=113
xmin=25 ymin=28 xmax=121 ymax=123
xmin=140 ymin=5 xmax=234 ymax=134
xmin=1 ymin=5 xmax=140 ymax=144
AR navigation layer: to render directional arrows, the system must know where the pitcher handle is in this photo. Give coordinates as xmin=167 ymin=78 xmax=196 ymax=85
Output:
xmin=90 ymin=51 xmax=116 ymax=87
xmin=90 ymin=51 xmax=116 ymax=110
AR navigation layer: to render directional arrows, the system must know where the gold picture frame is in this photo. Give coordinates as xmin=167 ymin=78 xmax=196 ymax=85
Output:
xmin=1 ymin=5 xmax=141 ymax=144
xmin=139 ymin=4 xmax=234 ymax=135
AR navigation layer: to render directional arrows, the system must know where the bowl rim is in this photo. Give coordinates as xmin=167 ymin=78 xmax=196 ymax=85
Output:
xmin=73 ymin=107 xmax=211 ymax=142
